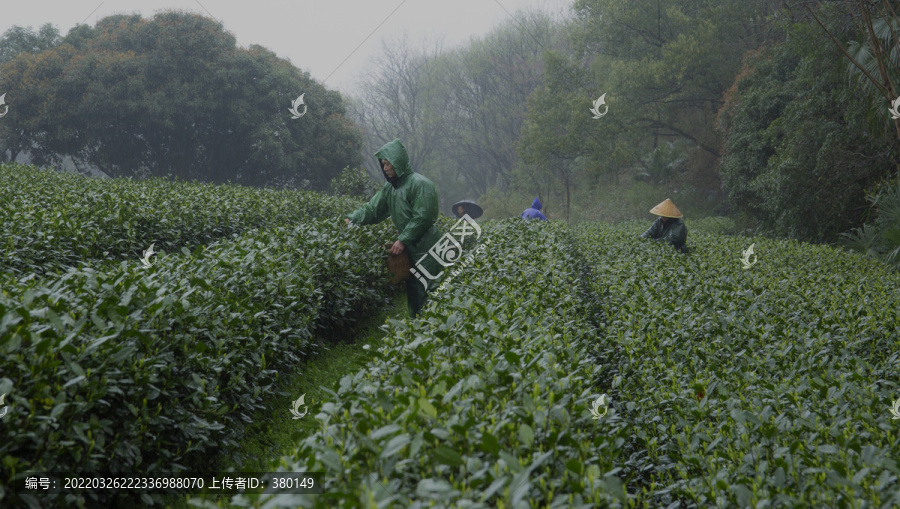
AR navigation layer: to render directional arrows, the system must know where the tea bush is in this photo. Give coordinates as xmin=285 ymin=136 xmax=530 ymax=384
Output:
xmin=210 ymin=219 xmax=900 ymax=508
xmin=331 ymin=166 xmax=381 ymax=199
xmin=575 ymin=222 xmax=900 ymax=506
xmin=6 ymin=183 xmax=899 ymax=507
xmin=0 ymin=163 xmax=362 ymax=276
xmin=687 ymin=216 xmax=737 ymax=236
xmin=217 ymin=220 xmax=630 ymax=508
xmin=0 ymin=218 xmax=394 ymax=507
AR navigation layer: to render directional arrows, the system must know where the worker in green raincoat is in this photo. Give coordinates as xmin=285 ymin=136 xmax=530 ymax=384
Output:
xmin=344 ymin=139 xmax=443 ymax=317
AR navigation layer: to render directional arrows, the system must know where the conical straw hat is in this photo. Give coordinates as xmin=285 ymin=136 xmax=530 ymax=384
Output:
xmin=649 ymin=198 xmax=682 ymax=218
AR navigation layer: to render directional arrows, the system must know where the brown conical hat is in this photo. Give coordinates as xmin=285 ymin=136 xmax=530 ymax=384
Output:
xmin=649 ymin=198 xmax=682 ymax=218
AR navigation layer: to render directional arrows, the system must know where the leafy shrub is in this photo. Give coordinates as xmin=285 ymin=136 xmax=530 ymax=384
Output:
xmin=576 ymin=222 xmax=900 ymax=506
xmin=0 ymin=218 xmax=394 ymax=508
xmin=717 ymin=19 xmax=895 ymax=243
xmin=688 ymin=216 xmax=737 ymax=236
xmin=843 ymin=175 xmax=900 ymax=270
xmin=208 ymin=219 xmax=900 ymax=508
xmin=0 ymin=163 xmax=364 ymax=276
xmin=331 ymin=166 xmax=381 ymax=199
xmin=8 ymin=193 xmax=898 ymax=507
xmin=635 ymin=140 xmax=690 ymax=185
xmin=216 ymin=220 xmax=629 ymax=508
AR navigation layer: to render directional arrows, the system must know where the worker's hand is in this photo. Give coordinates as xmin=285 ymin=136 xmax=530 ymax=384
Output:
xmin=390 ymin=240 xmax=406 ymax=255
xmin=344 ymin=218 xmax=351 ymax=225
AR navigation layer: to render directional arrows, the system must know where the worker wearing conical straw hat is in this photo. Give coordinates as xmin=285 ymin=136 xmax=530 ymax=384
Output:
xmin=640 ymin=198 xmax=688 ymax=253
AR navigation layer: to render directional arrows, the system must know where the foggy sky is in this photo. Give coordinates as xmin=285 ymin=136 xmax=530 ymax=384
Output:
xmin=2 ymin=0 xmax=572 ymax=93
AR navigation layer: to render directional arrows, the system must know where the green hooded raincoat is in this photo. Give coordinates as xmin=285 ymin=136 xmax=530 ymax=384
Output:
xmin=345 ymin=139 xmax=443 ymax=315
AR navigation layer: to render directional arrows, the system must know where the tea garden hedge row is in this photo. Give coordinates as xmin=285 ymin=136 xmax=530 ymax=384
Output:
xmin=0 ymin=218 xmax=395 ymax=508
xmin=4 ymin=167 xmax=898 ymax=509
xmin=574 ymin=222 xmax=900 ymax=507
xmin=217 ymin=220 xmax=628 ymax=508
xmin=0 ymin=163 xmax=362 ymax=276
xmin=210 ymin=219 xmax=900 ymax=508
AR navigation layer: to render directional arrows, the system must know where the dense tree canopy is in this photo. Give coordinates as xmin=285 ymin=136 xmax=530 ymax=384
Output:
xmin=521 ymin=0 xmax=777 ymax=186
xmin=0 ymin=1 xmax=896 ymax=242
xmin=718 ymin=14 xmax=897 ymax=242
xmin=0 ymin=12 xmax=362 ymax=189
xmin=0 ymin=23 xmax=60 ymax=66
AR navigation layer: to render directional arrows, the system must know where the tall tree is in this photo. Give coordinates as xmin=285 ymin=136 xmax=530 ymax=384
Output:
xmin=348 ymin=35 xmax=449 ymax=181
xmin=717 ymin=16 xmax=897 ymax=242
xmin=347 ymin=10 xmax=563 ymax=207
xmin=804 ymin=0 xmax=900 ymax=143
xmin=0 ymin=24 xmax=62 ymax=162
xmin=437 ymin=10 xmax=560 ymax=197
xmin=0 ymin=24 xmax=61 ymax=65
xmin=0 ymin=12 xmax=362 ymax=188
xmin=521 ymin=0 xmax=776 ymax=195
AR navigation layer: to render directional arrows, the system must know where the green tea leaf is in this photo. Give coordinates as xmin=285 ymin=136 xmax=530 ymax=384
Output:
xmin=433 ymin=446 xmax=464 ymax=467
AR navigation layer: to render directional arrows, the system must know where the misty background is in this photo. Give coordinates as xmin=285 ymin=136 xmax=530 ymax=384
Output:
xmin=1 ymin=0 xmax=898 ymax=253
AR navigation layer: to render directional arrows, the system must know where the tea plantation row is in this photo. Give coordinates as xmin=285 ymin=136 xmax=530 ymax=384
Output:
xmin=216 ymin=220 xmax=626 ymax=508
xmin=4 ymin=181 xmax=898 ymax=508
xmin=0 ymin=219 xmax=395 ymax=507
xmin=0 ymin=163 xmax=361 ymax=276
xmin=206 ymin=219 xmax=900 ymax=508
xmin=574 ymin=222 xmax=900 ymax=507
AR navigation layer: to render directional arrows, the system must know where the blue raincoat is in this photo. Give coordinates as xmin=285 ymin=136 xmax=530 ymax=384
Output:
xmin=521 ymin=198 xmax=548 ymax=220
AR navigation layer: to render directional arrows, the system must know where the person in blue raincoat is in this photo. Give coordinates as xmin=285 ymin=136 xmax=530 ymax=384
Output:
xmin=521 ymin=198 xmax=547 ymax=220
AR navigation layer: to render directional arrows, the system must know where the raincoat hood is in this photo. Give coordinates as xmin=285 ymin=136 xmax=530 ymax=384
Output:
xmin=375 ymin=139 xmax=413 ymax=188
xmin=521 ymin=197 xmax=548 ymax=220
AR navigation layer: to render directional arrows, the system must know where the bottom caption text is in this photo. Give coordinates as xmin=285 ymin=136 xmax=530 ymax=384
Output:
xmin=17 ymin=472 xmax=324 ymax=494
